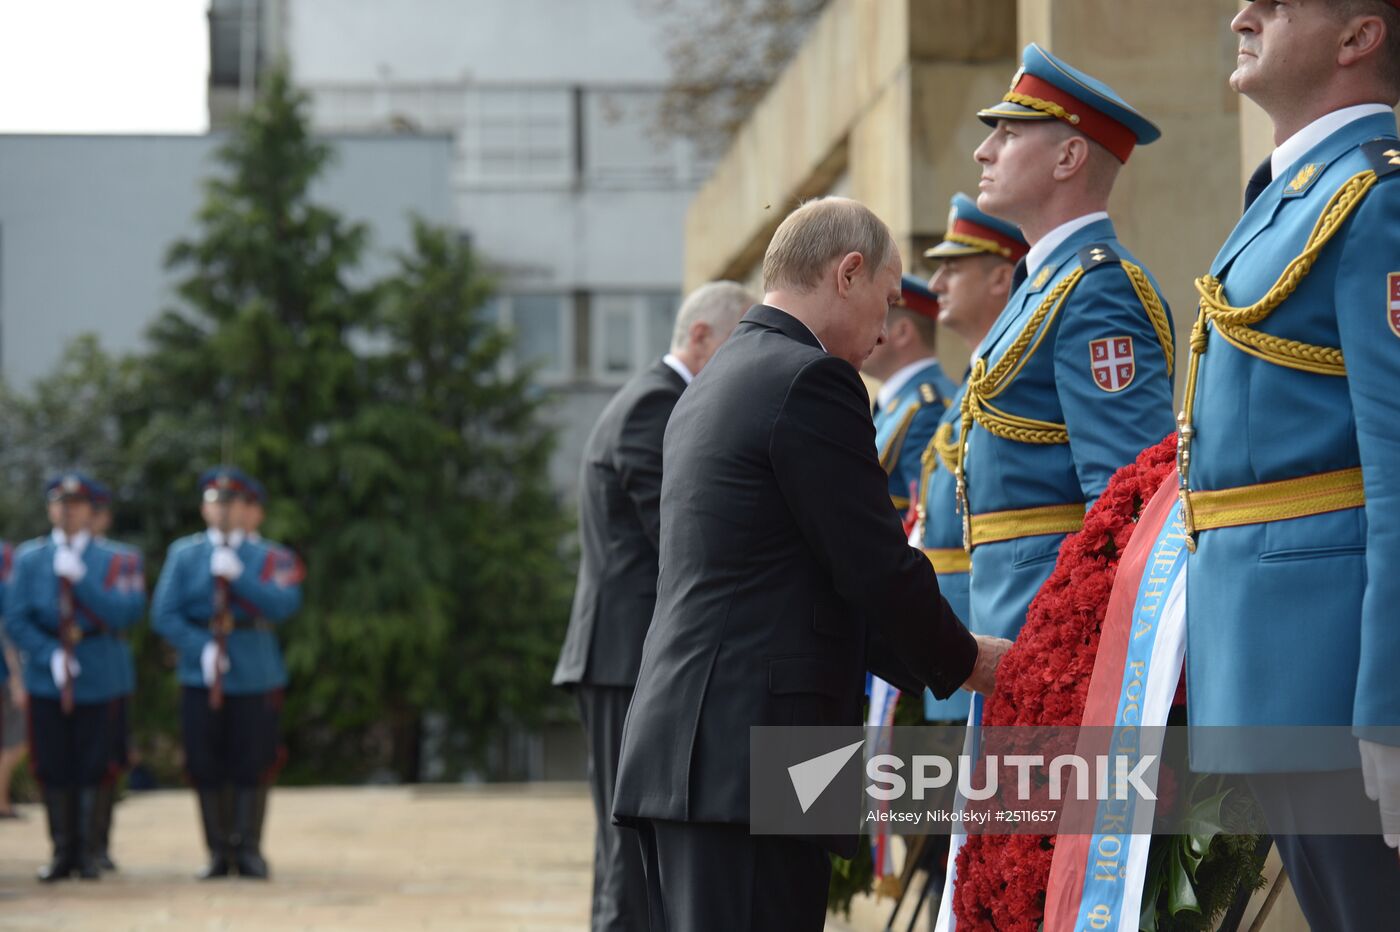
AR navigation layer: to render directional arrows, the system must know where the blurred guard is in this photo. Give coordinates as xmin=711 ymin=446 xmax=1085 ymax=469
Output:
xmin=2 ymin=473 xmax=146 ymax=881
xmin=962 ymin=44 xmax=1176 ymax=644
xmin=152 ymin=467 xmax=302 ymax=880
xmin=860 ymin=275 xmax=957 ymax=516
xmin=916 ymin=193 xmax=1027 ymax=723
xmin=89 ymin=480 xmax=145 ymax=870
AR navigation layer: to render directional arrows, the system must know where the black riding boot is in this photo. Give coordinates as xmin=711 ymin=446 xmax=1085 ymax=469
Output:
xmin=196 ymin=787 xmax=233 ymax=880
xmin=231 ymin=786 xmax=270 ymax=879
xmin=91 ymin=782 xmax=117 ymax=871
xmin=75 ymin=787 xmax=101 ymax=879
xmin=37 ymin=787 xmax=77 ymax=882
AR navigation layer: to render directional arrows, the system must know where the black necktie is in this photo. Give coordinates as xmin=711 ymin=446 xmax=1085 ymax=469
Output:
xmin=1243 ymin=157 xmax=1272 ymax=213
xmin=1011 ymin=257 xmax=1029 ymax=292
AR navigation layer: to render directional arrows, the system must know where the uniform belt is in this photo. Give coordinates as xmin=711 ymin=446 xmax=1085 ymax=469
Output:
xmin=208 ymin=617 xmax=272 ymax=633
xmin=968 ymin=502 xmax=1085 ymax=549
xmin=922 ymin=547 xmax=971 ymax=574
xmin=1186 ymin=467 xmax=1364 ymax=533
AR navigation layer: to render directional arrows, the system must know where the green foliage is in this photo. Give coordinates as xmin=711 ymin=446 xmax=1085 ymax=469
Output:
xmin=0 ymin=68 xmax=572 ymax=784
xmin=1139 ymin=778 xmax=1269 ymax=932
xmin=829 ymin=840 xmax=875 ymax=918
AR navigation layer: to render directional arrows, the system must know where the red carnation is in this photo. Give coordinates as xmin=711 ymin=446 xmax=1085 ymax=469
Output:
xmin=951 ymin=434 xmax=1177 ymax=930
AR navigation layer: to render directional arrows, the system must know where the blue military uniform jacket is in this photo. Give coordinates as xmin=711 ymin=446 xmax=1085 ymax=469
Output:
xmin=964 ymin=218 xmax=1176 ymax=642
xmin=917 ymin=383 xmax=972 ymax=722
xmin=151 ymin=531 xmax=303 ymax=694
xmin=99 ymin=539 xmax=143 ymax=698
xmin=873 ymin=360 xmax=956 ymax=512
xmin=1184 ymin=112 xmax=1400 ymax=769
xmin=2 ymin=535 xmax=147 ymax=703
xmin=0 ymin=541 xmax=11 ymax=688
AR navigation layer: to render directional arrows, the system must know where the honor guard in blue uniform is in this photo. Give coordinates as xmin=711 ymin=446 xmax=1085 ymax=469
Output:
xmin=89 ymin=480 xmax=143 ymax=871
xmin=152 ymin=467 xmax=302 ymax=880
xmin=861 ymin=276 xmax=957 ymax=515
xmin=0 ymin=540 xmax=11 ymax=751
xmin=1179 ymin=3 xmax=1400 ymax=927
xmin=2 ymin=473 xmax=146 ymax=881
xmin=916 ymin=194 xmax=1028 ymax=722
xmin=961 ymin=44 xmax=1176 ymax=643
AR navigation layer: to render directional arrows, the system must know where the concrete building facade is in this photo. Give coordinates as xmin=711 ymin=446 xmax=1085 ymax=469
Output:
xmin=0 ymin=132 xmax=452 ymax=387
xmin=683 ymin=0 xmax=1246 ymax=388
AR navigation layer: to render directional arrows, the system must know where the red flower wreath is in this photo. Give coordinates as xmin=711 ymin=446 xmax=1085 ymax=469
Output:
xmin=951 ymin=433 xmax=1178 ymax=932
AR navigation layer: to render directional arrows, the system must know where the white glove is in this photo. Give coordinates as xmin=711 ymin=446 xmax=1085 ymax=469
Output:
xmin=210 ymin=546 xmax=244 ymax=580
xmin=1360 ymin=739 xmax=1400 ymax=850
xmin=200 ymin=641 xmax=231 ymax=686
xmin=53 ymin=546 xmax=86 ymax=582
xmin=50 ymin=650 xmax=80 ymax=688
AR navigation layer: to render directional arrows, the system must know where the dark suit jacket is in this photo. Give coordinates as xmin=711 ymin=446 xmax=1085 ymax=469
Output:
xmin=553 ymin=359 xmax=687 ymax=688
xmin=612 ymin=305 xmax=977 ymax=855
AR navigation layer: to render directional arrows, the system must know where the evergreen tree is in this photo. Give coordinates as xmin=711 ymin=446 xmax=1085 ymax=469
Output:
xmin=124 ymin=69 xmax=571 ymax=781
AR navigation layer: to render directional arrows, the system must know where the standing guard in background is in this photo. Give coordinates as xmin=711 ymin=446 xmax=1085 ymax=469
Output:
xmin=916 ymin=193 xmax=1028 ymax=723
xmin=2 ymin=473 xmax=146 ymax=882
xmin=961 ymin=44 xmax=1177 ymax=644
xmin=89 ymin=480 xmax=145 ymax=870
xmin=860 ymin=275 xmax=957 ymax=516
xmin=0 ymin=539 xmax=14 ymax=813
xmin=152 ymin=467 xmax=302 ymax=880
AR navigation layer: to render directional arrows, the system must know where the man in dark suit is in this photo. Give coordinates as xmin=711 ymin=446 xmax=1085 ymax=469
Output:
xmin=612 ymin=197 xmax=1010 ymax=932
xmin=554 ymin=281 xmax=754 ymax=932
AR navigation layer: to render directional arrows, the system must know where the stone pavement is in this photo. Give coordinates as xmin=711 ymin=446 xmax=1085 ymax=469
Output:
xmin=0 ymin=783 xmax=598 ymax=931
xmin=0 ymin=783 xmax=878 ymax=931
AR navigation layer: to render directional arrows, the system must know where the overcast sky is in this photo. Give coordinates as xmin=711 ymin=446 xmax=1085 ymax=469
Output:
xmin=0 ymin=0 xmax=209 ymax=134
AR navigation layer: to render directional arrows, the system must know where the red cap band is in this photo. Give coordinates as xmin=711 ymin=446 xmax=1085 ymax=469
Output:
xmin=899 ymin=290 xmax=940 ymax=320
xmin=950 ymin=218 xmax=1030 ymax=262
xmin=1013 ymin=73 xmax=1138 ymax=163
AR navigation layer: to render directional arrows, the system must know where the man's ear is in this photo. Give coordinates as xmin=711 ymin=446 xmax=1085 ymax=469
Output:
xmin=687 ymin=320 xmax=713 ymax=348
xmin=1338 ymin=13 xmax=1388 ymax=69
xmin=987 ymin=260 xmax=1014 ymax=302
xmin=1052 ymin=134 xmax=1090 ymax=182
xmin=835 ymin=251 xmax=865 ymax=297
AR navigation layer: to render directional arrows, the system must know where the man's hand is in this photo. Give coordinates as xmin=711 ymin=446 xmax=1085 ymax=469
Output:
xmin=1360 ymin=739 xmax=1400 ymax=855
xmin=961 ymin=635 xmax=1013 ymax=696
xmin=50 ymin=650 xmax=80 ymax=688
xmin=200 ymin=641 xmax=231 ymax=687
xmin=210 ymin=546 xmax=244 ymax=581
xmin=53 ymin=546 xmax=86 ymax=583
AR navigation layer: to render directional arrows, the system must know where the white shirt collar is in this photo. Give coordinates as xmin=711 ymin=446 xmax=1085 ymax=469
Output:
xmin=207 ymin=528 xmax=246 ymax=548
xmin=661 ymin=353 xmax=694 ymax=385
xmin=1025 ymin=212 xmax=1110 ymax=279
xmin=876 ymin=357 xmax=940 ymax=410
xmin=1271 ymin=104 xmax=1393 ymax=180
xmin=51 ymin=529 xmax=91 ymax=554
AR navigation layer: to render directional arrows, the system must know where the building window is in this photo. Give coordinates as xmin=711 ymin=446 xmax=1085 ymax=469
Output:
xmin=481 ymin=293 xmax=571 ymax=382
xmin=590 ymin=292 xmax=680 ymax=383
xmin=460 ymin=88 xmax=574 ymax=186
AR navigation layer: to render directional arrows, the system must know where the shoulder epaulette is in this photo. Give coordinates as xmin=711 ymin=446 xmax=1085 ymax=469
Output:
xmin=1078 ymin=243 xmax=1120 ymax=271
xmin=1361 ymin=138 xmax=1400 ymax=180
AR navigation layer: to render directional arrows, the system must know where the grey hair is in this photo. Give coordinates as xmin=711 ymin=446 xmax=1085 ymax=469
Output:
xmin=761 ymin=197 xmax=895 ymax=293
xmin=671 ymin=280 xmax=755 ymax=350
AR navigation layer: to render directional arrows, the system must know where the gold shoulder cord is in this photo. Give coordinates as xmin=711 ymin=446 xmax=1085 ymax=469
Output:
xmin=1177 ymin=170 xmax=1378 ymax=550
xmin=915 ymin=421 xmax=961 ymax=523
xmin=953 ymin=260 xmax=1174 ymax=550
